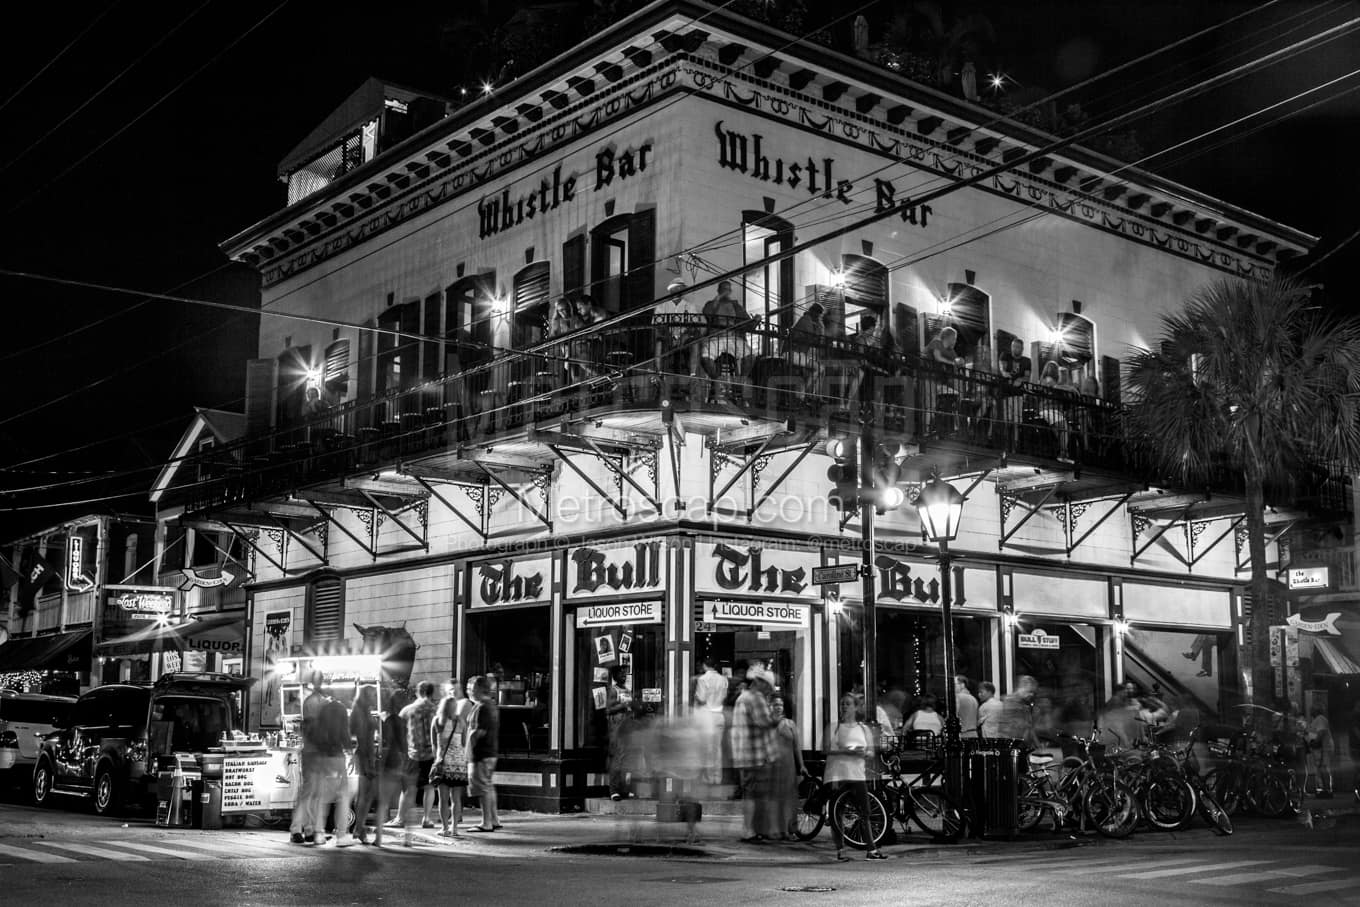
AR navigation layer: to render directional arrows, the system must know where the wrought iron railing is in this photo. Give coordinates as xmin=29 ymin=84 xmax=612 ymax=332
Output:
xmin=175 ymin=320 xmax=1349 ymax=517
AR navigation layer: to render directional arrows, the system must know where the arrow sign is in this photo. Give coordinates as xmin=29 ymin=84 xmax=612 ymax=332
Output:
xmin=811 ymin=564 xmax=860 ymax=585
xmin=1285 ymin=612 xmax=1342 ymax=636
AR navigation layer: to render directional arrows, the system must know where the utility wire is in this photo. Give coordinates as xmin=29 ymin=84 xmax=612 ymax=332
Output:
xmin=0 ymin=1 xmax=123 ymax=114
xmin=0 ymin=0 xmax=214 ymax=176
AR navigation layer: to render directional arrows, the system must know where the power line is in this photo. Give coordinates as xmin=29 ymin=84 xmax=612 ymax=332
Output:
xmin=0 ymin=0 xmax=122 ymax=114
xmin=0 ymin=0 xmax=214 ymax=176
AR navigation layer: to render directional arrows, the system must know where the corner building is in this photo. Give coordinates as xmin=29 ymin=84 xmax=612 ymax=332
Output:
xmin=166 ymin=1 xmax=1342 ymax=810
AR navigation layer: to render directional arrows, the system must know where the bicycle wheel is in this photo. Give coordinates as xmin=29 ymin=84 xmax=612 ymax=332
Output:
xmin=1086 ymin=780 xmax=1139 ymax=839
xmin=1194 ymin=783 xmax=1233 ymax=836
xmin=906 ymin=786 xmax=965 ymax=843
xmin=1253 ymin=774 xmax=1291 ymax=818
xmin=831 ymin=788 xmax=889 ymax=850
xmin=1142 ymin=777 xmax=1196 ymax=831
xmin=1203 ymin=769 xmax=1241 ymax=816
xmin=791 ymin=805 xmax=825 ymax=841
xmin=1017 ymin=775 xmax=1046 ymax=832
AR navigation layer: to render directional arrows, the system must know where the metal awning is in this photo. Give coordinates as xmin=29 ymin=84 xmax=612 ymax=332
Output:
xmin=1312 ymin=637 xmax=1360 ymax=675
xmin=0 ymin=629 xmax=92 ymax=671
xmin=98 ymin=614 xmax=244 ymax=658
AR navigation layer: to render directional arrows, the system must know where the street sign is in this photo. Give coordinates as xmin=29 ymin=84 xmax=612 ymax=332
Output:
xmin=811 ymin=564 xmax=860 ymax=585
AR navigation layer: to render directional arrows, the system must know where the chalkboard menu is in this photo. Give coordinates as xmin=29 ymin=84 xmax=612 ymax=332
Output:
xmin=222 ymin=751 xmax=290 ymax=814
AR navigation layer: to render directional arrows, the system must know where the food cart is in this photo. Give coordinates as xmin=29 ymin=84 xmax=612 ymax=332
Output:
xmin=218 ymin=653 xmax=382 ymax=821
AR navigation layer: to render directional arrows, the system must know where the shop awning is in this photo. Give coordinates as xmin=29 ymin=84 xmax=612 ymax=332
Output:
xmin=1312 ymin=637 xmax=1360 ymax=675
xmin=0 ymin=629 xmax=92 ymax=671
xmin=98 ymin=614 xmax=244 ymax=658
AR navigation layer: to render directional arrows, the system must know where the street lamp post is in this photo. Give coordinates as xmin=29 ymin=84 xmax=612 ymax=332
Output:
xmin=915 ymin=474 xmax=966 ymax=796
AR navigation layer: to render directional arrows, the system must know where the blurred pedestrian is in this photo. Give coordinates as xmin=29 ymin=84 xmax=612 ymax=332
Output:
xmin=1306 ymin=708 xmax=1335 ymax=798
xmin=731 ymin=666 xmax=780 ymax=843
xmin=692 ymin=655 xmax=729 ymax=787
xmin=955 ymin=676 xmax=980 ymax=739
xmin=606 ymin=666 xmax=634 ymax=801
xmin=767 ymin=693 xmax=806 ymax=840
xmin=825 ymin=694 xmax=886 ymax=862
xmin=998 ymin=675 xmax=1038 ymax=746
xmin=904 ymin=694 xmax=944 ymax=737
xmin=430 ymin=683 xmax=473 ymax=835
xmin=399 ymin=681 xmax=439 ymax=841
xmin=349 ymin=686 xmax=382 ymax=845
xmin=977 ymin=681 xmax=1002 ymax=738
xmin=465 ymin=675 xmax=502 ymax=833
xmin=312 ymin=689 xmax=355 ymax=847
xmin=288 ymin=671 xmax=329 ymax=845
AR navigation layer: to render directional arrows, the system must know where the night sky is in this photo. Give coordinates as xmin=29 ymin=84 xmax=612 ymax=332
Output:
xmin=1 ymin=0 xmax=1357 ymax=540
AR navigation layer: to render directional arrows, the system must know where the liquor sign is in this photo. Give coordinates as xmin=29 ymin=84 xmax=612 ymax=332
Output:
xmin=470 ymin=556 xmax=552 ymax=608
xmin=578 ymin=601 xmax=663 ymax=627
xmin=704 ymin=600 xmax=809 ymax=629
xmin=1017 ymin=629 xmax=1061 ymax=650
xmin=694 ymin=542 xmax=819 ymax=601
xmin=1286 ymin=566 xmax=1330 ymax=590
xmin=568 ymin=542 xmax=664 ymax=600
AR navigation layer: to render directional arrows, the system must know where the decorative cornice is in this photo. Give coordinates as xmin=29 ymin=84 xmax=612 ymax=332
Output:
xmin=226 ymin=7 xmax=1313 ymax=288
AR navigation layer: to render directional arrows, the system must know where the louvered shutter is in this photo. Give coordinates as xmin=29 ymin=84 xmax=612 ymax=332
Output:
xmin=1101 ymin=355 xmax=1122 ymax=405
xmin=306 ymin=575 xmax=344 ymax=644
xmin=840 ymin=254 xmax=888 ymax=307
xmin=894 ymin=303 xmax=919 ymax=358
xmin=627 ymin=208 xmax=656 ymax=310
xmin=1057 ymin=312 xmax=1094 ymax=366
xmin=515 ymin=262 xmax=551 ymax=312
xmin=323 ymin=339 xmax=350 ymax=400
xmin=244 ymin=359 xmax=278 ymax=455
xmin=562 ymin=234 xmax=586 ymax=299
xmin=423 ymin=293 xmax=441 ymax=381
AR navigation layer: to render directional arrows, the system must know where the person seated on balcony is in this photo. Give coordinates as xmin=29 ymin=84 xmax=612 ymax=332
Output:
xmin=784 ymin=300 xmax=826 ymax=409
xmin=572 ymin=295 xmax=610 ymax=381
xmin=302 ymin=385 xmax=330 ymax=420
xmin=923 ymin=326 xmax=962 ymax=437
xmin=1076 ymin=374 xmax=1102 ymax=459
xmin=700 ymin=280 xmax=754 ymax=403
xmin=549 ymin=297 xmax=585 ymax=387
xmin=651 ymin=279 xmax=703 ymax=400
xmin=840 ymin=314 xmax=895 ymax=412
xmin=1038 ymin=361 xmax=1080 ymax=461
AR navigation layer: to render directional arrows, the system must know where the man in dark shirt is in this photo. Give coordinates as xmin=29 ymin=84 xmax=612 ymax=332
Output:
xmin=465 ymin=675 xmax=501 ymax=832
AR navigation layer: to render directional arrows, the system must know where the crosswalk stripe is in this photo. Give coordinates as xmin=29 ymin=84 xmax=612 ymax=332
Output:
xmin=1119 ymin=860 xmax=1260 ymax=880
xmin=1268 ymin=878 xmax=1360 ymax=896
xmin=99 ymin=841 xmax=216 ymax=860
xmin=167 ymin=836 xmax=286 ymax=855
xmin=34 ymin=841 xmax=151 ymax=861
xmin=1193 ymin=871 xmax=1303 ymax=887
xmin=1050 ymin=857 xmax=1204 ymax=875
xmin=1265 ymin=865 xmax=1345 ymax=879
xmin=0 ymin=842 xmax=78 ymax=864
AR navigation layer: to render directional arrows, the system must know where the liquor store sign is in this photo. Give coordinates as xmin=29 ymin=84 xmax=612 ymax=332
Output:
xmin=704 ymin=600 xmax=809 ymax=629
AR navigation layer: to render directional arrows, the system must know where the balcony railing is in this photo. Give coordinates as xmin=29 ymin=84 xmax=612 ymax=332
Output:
xmin=177 ymin=319 xmax=1351 ymax=517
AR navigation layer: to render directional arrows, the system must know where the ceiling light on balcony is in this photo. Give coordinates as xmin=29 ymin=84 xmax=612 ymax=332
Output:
xmin=482 ymin=82 xmax=494 ymax=96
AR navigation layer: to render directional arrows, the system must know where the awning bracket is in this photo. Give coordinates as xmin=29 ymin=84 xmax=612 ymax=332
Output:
xmin=998 ymin=486 xmax=1059 ymax=549
xmin=1064 ymin=491 xmax=1135 ymax=557
xmin=483 ymin=467 xmax=553 ymax=531
xmin=1130 ymin=502 xmax=1196 ymax=566
xmin=1189 ymin=515 xmax=1245 ymax=570
xmin=549 ymin=444 xmax=628 ymax=519
xmin=748 ymin=442 xmax=818 ymax=521
xmin=411 ymin=476 xmax=488 ymax=542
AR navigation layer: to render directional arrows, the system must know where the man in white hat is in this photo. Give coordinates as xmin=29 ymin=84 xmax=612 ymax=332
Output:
xmin=651 ymin=278 xmax=703 ymax=400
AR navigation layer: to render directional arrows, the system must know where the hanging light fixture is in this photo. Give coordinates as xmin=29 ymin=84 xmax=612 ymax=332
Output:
xmin=915 ymin=475 xmax=965 ymax=542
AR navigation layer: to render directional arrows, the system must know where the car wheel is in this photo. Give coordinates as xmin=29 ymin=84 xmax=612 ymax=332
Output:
xmin=92 ymin=766 xmax=121 ymax=817
xmin=32 ymin=759 xmax=55 ymax=808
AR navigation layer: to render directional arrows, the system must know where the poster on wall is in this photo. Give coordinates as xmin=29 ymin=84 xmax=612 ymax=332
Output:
xmin=592 ymin=686 xmax=608 ymax=710
xmin=593 ymin=667 xmax=610 ymax=683
xmin=595 ymin=634 xmax=617 ymax=665
xmin=261 ymin=610 xmax=292 ymax=728
xmin=618 ymin=629 xmax=633 ymax=654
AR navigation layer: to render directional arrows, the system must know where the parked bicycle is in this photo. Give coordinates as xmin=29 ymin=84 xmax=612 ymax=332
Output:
xmin=1171 ymin=728 xmax=1233 ymax=835
xmin=1025 ymin=728 xmax=1139 ymax=839
xmin=869 ymin=732 xmax=966 ymax=845
xmin=1203 ymin=729 xmax=1299 ymax=818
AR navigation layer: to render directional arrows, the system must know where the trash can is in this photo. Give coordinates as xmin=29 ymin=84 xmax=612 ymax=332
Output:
xmin=967 ymin=739 xmax=1023 ymax=839
xmin=197 ymin=780 xmax=223 ymax=830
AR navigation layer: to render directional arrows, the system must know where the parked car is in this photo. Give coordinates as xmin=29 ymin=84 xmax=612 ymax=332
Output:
xmin=32 ymin=672 xmax=254 ymax=816
xmin=0 ymin=690 xmax=76 ymax=791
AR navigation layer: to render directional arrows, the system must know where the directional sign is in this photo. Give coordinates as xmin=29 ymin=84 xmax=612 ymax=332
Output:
xmin=707 ymin=600 xmax=809 ymax=628
xmin=578 ymin=601 xmax=663 ymax=627
xmin=811 ymin=564 xmax=860 ymax=586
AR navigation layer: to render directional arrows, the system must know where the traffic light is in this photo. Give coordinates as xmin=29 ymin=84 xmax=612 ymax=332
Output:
xmin=826 ymin=438 xmax=858 ymax=512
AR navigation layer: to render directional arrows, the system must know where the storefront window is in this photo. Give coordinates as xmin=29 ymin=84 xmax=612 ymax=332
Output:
xmin=1123 ymin=626 xmax=1233 ymax=722
xmin=838 ymin=608 xmax=994 ymax=728
xmin=464 ymin=607 xmax=552 ymax=755
xmin=574 ymin=618 xmax=663 ymax=749
xmin=1014 ymin=622 xmax=1104 ymax=735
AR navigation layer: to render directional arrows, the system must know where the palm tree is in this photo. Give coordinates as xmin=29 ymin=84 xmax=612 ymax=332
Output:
xmin=1124 ymin=275 xmax=1360 ymax=706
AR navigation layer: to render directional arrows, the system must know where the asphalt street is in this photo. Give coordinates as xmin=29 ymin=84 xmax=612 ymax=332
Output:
xmin=1 ymin=788 xmax=1357 ymax=906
